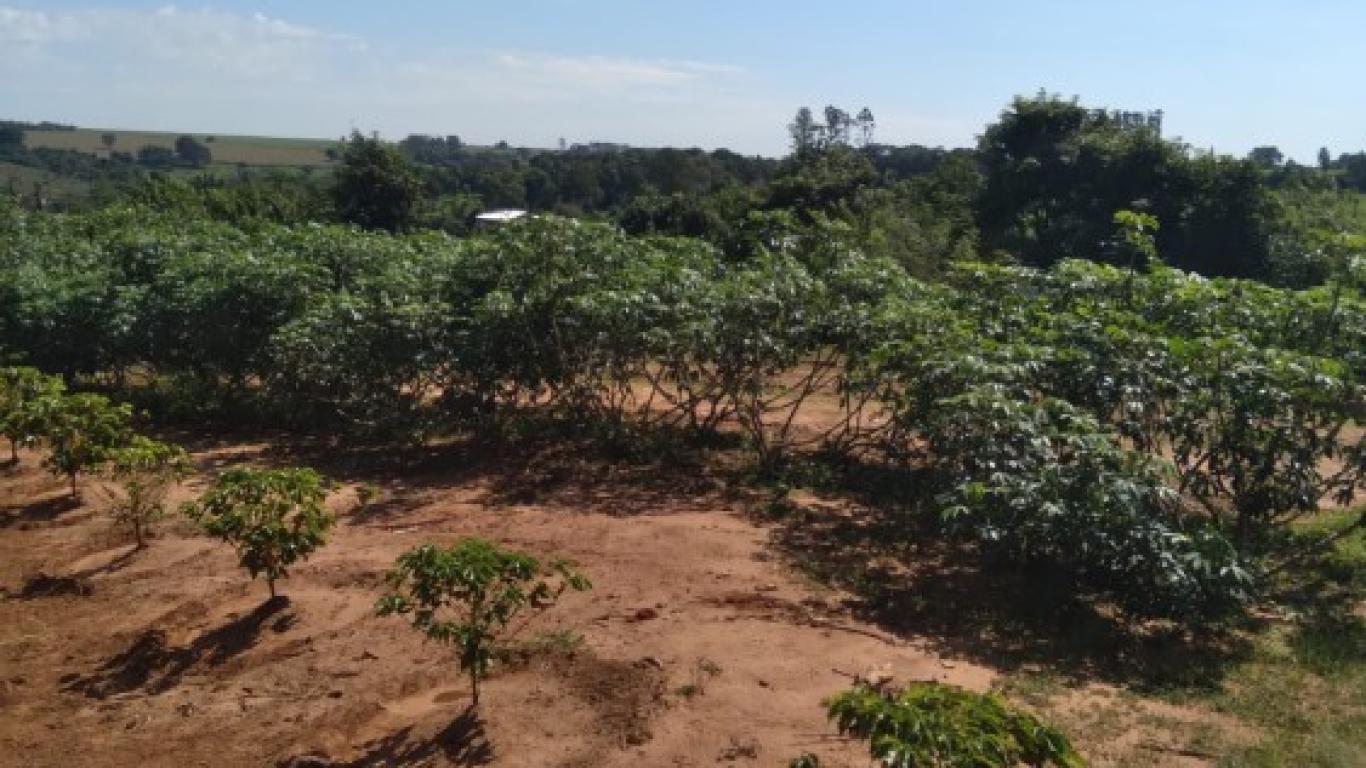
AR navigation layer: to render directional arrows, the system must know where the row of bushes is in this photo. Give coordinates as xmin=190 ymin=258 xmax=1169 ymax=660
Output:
xmin=3 ymin=205 xmax=1362 ymax=621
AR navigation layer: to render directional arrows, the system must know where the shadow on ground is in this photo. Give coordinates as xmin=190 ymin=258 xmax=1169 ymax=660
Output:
xmin=19 ymin=572 xmax=94 ymax=598
xmin=67 ymin=545 xmax=142 ymax=580
xmin=767 ymin=487 xmax=1258 ymax=692
xmin=13 ymin=546 xmax=145 ymax=600
xmin=63 ymin=596 xmax=295 ymax=698
xmin=0 ymin=493 xmax=81 ymax=529
xmin=324 ymin=707 xmax=494 ymax=768
xmin=1272 ymin=524 xmax=1366 ymax=675
xmin=275 ymin=651 xmax=663 ymax=768
xmin=168 ymin=424 xmax=745 ymax=526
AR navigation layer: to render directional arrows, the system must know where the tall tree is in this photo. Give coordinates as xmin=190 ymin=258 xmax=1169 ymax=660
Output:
xmin=174 ymin=135 xmax=213 ymax=168
xmin=1247 ymin=146 xmax=1284 ymax=168
xmin=331 ymin=130 xmax=422 ymax=233
xmin=789 ymin=107 xmax=820 ymax=159
xmin=856 ymin=107 xmax=876 ymax=147
xmin=977 ymin=93 xmax=1277 ymax=278
xmin=823 ymin=106 xmax=852 ymax=146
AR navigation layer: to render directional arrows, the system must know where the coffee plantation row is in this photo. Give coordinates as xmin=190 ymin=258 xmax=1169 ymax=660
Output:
xmin=2 ymin=201 xmax=1362 ymax=622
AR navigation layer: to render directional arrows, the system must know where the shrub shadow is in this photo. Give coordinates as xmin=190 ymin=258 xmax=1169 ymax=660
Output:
xmin=67 ymin=545 xmax=141 ymax=580
xmin=174 ymin=423 xmax=741 ymax=525
xmin=19 ymin=572 xmax=94 ymax=599
xmin=0 ymin=493 xmax=81 ymax=529
xmin=321 ymin=707 xmax=492 ymax=767
xmin=767 ymin=482 xmax=1256 ymax=692
xmin=64 ymin=596 xmax=293 ymax=698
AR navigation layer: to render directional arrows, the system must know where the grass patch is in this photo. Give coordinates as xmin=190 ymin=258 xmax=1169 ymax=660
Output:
xmin=1209 ymin=618 xmax=1366 ymax=767
xmin=993 ymin=669 xmax=1069 ymax=708
xmin=1207 ymin=508 xmax=1365 ymax=766
xmin=983 ymin=508 xmax=1366 ymax=766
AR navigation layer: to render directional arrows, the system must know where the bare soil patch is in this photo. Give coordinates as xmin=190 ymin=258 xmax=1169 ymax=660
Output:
xmin=0 ymin=440 xmax=1250 ymax=766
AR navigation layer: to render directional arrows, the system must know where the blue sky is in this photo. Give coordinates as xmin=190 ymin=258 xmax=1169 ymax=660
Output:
xmin=2 ymin=1 xmax=1362 ymax=160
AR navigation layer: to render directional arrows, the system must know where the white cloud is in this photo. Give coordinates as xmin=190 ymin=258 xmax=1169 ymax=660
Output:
xmin=391 ymin=51 xmax=749 ymax=111
xmin=0 ymin=4 xmax=779 ymax=151
xmin=498 ymin=53 xmax=745 ymax=89
xmin=0 ymin=5 xmax=364 ymax=81
xmin=0 ymin=6 xmax=85 ymax=45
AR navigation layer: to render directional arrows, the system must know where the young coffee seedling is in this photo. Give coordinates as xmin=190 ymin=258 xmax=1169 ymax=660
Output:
xmin=826 ymin=683 xmax=1084 ymax=768
xmin=183 ymin=467 xmax=334 ymax=599
xmin=377 ymin=539 xmax=591 ymax=706
xmin=44 ymin=393 xmax=134 ymax=499
xmin=99 ymin=436 xmax=191 ymax=548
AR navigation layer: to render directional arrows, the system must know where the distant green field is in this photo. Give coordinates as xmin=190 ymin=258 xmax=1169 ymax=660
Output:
xmin=25 ymin=128 xmax=340 ymax=167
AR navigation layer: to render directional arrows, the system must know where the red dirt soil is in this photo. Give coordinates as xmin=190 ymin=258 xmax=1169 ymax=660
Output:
xmin=1 ymin=441 xmax=997 ymax=768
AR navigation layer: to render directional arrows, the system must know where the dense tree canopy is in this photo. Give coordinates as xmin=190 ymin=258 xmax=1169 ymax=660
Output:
xmin=331 ymin=130 xmax=422 ymax=232
xmin=173 ymin=135 xmax=213 ymax=168
xmin=977 ymin=93 xmax=1280 ymax=279
xmin=5 ymin=95 xmax=1362 ymax=290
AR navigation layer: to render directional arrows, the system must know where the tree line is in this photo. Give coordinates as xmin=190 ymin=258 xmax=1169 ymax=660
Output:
xmin=12 ymin=92 xmax=1356 ymax=289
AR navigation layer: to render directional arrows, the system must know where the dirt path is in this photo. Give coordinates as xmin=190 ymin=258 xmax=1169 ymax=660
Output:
xmin=0 ymin=444 xmax=992 ymax=768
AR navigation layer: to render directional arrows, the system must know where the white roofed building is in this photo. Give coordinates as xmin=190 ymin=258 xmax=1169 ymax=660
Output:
xmin=474 ymin=209 xmax=529 ymax=225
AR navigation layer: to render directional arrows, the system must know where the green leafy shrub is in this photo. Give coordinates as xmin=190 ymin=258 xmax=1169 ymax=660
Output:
xmin=826 ymin=683 xmax=1084 ymax=768
xmin=98 ymin=436 xmax=190 ymax=548
xmin=927 ymin=386 xmax=1252 ymax=619
xmin=0 ymin=366 xmax=65 ymax=462
xmin=183 ymin=467 xmax=334 ymax=599
xmin=43 ymin=393 xmax=134 ymax=499
xmin=376 ymin=539 xmax=591 ymax=706
xmin=1165 ymin=336 xmax=1365 ymax=548
xmin=268 ymin=288 xmax=444 ymax=439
